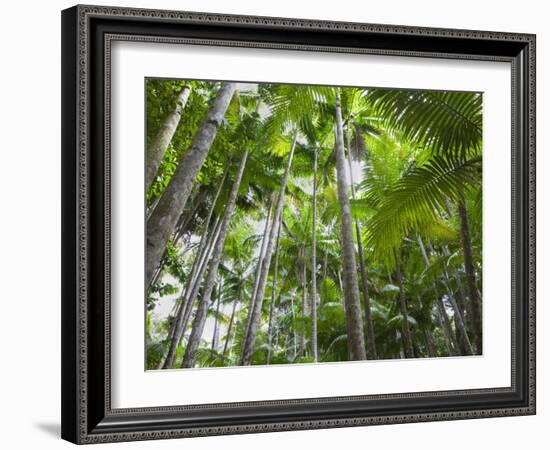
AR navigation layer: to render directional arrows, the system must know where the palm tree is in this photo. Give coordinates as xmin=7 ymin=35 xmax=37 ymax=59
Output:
xmin=345 ymin=124 xmax=377 ymax=359
xmin=416 ymin=235 xmax=459 ymax=356
xmin=243 ymin=194 xmax=274 ymax=342
xmin=240 ymin=129 xmax=298 ymax=365
xmin=365 ymin=89 xmax=482 ymax=352
xmin=146 ymin=82 xmax=237 ymax=287
xmin=393 ymin=247 xmax=414 ymax=358
xmin=182 ymin=149 xmax=249 ymax=368
xmin=266 ymin=210 xmax=283 ymax=364
xmin=310 ymin=147 xmax=318 ymax=361
xmin=146 ymin=84 xmax=191 ymax=191
xmin=457 ymin=196 xmax=482 ymax=353
xmin=161 ymin=169 xmax=228 ymax=368
xmin=333 ymin=90 xmax=366 ymax=360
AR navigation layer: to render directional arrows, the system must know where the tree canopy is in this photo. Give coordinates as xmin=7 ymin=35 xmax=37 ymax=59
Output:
xmin=145 ymin=80 xmax=483 ymax=369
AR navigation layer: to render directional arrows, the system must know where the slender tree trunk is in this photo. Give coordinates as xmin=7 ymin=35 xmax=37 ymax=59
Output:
xmin=161 ymin=173 xmax=227 ymax=368
xmin=310 ymin=148 xmax=318 ymax=362
xmin=422 ymin=327 xmax=437 ymax=357
xmin=453 ymin=280 xmax=468 ymax=325
xmin=146 ymin=82 xmax=236 ymax=287
xmin=439 ymin=243 xmax=471 ymax=351
xmin=346 ymin=124 xmax=377 ymax=360
xmin=178 ymin=219 xmax=224 ymax=344
xmin=161 ymin=216 xmax=222 ymax=368
xmin=151 ymin=189 xmax=211 ymax=288
xmin=267 ymin=213 xmax=283 ymax=365
xmin=173 ymin=189 xmax=208 ymax=246
xmin=393 ymin=247 xmax=414 ymax=358
xmin=161 ymin=218 xmax=219 ymax=368
xmin=416 ymin=235 xmax=459 ymax=356
xmin=442 ymin=280 xmax=474 ymax=355
xmin=146 ymin=85 xmax=192 ymax=191
xmin=192 ymin=219 xmax=224 ymax=288
xmin=455 ymin=275 xmax=473 ymax=336
xmin=274 ymin=327 xmax=280 ymax=358
xmin=334 ymin=92 xmax=366 ymax=361
xmin=398 ymin=332 xmax=405 ymax=359
xmin=458 ymin=196 xmax=482 ymax=354
xmin=222 ymin=287 xmax=239 ymax=359
xmin=243 ymin=195 xmax=274 ymax=343
xmin=438 ymin=295 xmax=460 ymax=356
xmin=150 ymin=265 xmax=163 ymax=289
xmin=290 ymin=292 xmax=297 ymax=360
xmin=182 ymin=150 xmax=249 ymax=368
xmin=441 ymin=243 xmax=468 ymax=320
xmin=181 ymin=173 xmax=227 ymax=289
xmin=211 ymin=279 xmax=222 ymax=351
xmin=321 ymin=248 xmax=328 ymax=306
xmin=240 ymin=129 xmax=298 ymax=365
xmin=299 ymin=257 xmax=307 ymax=357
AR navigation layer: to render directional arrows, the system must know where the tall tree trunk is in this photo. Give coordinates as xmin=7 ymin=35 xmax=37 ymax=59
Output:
xmin=172 ymin=190 xmax=199 ymax=236
xmin=416 ymin=235 xmax=459 ymax=356
xmin=310 ymin=148 xmax=318 ymax=362
xmin=442 ymin=279 xmax=474 ymax=355
xmin=455 ymin=275 xmax=473 ymax=337
xmin=267 ymin=213 xmax=283 ymax=365
xmin=211 ymin=278 xmax=222 ymax=351
xmin=397 ymin=332 xmax=405 ymax=359
xmin=299 ymin=256 xmax=307 ymax=357
xmin=436 ymin=294 xmax=459 ymax=356
xmin=321 ymin=248 xmax=328 ymax=306
xmin=439 ymin=243 xmax=472 ymax=349
xmin=222 ymin=286 xmax=239 ymax=359
xmin=457 ymin=196 xmax=482 ymax=354
xmin=453 ymin=281 xmax=468 ymax=328
xmin=161 ymin=216 xmax=222 ymax=368
xmin=422 ymin=327 xmax=437 ymax=357
xmin=161 ymin=173 xmax=227 ymax=368
xmin=146 ymin=85 xmax=192 ymax=191
xmin=181 ymin=150 xmax=249 ymax=368
xmin=173 ymin=189 xmax=209 ymax=246
xmin=240 ymin=129 xmax=298 ymax=365
xmin=180 ymin=173 xmax=227 ymax=290
xmin=442 ymin=243 xmax=468 ymax=319
xmin=334 ymin=92 xmax=366 ymax=361
xmin=393 ymin=247 xmax=414 ymax=358
xmin=290 ymin=291 xmax=297 ymax=361
xmin=146 ymin=82 xmax=236 ymax=287
xmin=243 ymin=195 xmax=274 ymax=343
xmin=346 ymin=124 xmax=377 ymax=360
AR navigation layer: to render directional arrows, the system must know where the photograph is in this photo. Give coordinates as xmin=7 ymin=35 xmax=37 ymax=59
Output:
xmin=145 ymin=79 xmax=483 ymax=370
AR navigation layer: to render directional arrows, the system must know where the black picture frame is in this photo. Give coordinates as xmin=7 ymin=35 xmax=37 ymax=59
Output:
xmin=61 ymin=4 xmax=536 ymax=444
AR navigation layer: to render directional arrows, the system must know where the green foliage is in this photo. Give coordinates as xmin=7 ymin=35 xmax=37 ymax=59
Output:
xmin=366 ymin=154 xmax=481 ymax=262
xmin=146 ymin=80 xmax=483 ymax=368
xmin=146 ymin=80 xmax=213 ymax=203
xmin=366 ymin=88 xmax=482 ymax=159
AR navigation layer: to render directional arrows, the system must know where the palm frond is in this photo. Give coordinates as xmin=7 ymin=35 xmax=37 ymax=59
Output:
xmin=367 ymin=154 xmax=481 ymax=260
xmin=366 ymin=89 xmax=482 ymax=158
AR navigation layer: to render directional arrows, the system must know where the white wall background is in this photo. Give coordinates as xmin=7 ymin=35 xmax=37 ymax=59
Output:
xmin=0 ymin=0 xmax=545 ymax=448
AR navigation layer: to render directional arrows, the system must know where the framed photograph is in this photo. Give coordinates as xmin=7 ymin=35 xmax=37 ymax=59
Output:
xmin=61 ymin=4 xmax=536 ymax=444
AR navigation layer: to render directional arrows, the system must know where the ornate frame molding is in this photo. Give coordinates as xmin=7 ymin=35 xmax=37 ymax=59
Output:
xmin=61 ymin=4 xmax=536 ymax=444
